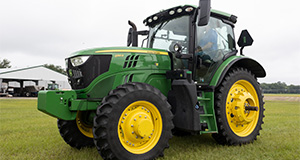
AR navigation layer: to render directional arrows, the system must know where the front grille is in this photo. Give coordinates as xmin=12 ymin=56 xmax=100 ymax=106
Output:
xmin=67 ymin=55 xmax=112 ymax=89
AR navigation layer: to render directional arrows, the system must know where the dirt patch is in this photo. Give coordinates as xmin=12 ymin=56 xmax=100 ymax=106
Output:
xmin=264 ymin=95 xmax=300 ymax=102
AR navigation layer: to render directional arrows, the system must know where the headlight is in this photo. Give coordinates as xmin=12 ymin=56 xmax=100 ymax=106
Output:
xmin=70 ymin=56 xmax=90 ymax=67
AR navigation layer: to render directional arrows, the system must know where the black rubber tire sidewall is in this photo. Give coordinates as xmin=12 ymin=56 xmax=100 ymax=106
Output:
xmin=93 ymin=82 xmax=173 ymax=160
xmin=213 ymin=68 xmax=264 ymax=145
xmin=57 ymin=119 xmax=94 ymax=149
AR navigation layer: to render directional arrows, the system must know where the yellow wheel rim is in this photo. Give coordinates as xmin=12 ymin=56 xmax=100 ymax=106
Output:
xmin=226 ymin=80 xmax=259 ymax=137
xmin=76 ymin=111 xmax=94 ymax=138
xmin=118 ymin=101 xmax=163 ymax=154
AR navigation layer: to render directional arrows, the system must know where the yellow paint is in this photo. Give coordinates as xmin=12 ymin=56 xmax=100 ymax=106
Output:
xmin=76 ymin=111 xmax=93 ymax=138
xmin=155 ymin=63 xmax=159 ymax=66
xmin=114 ymin=54 xmax=124 ymax=58
xmin=118 ymin=101 xmax=162 ymax=154
xmin=95 ymin=49 xmax=168 ymax=55
xmin=226 ymin=80 xmax=259 ymax=137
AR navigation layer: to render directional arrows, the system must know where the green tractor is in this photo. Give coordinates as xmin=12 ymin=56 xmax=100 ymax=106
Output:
xmin=38 ymin=0 xmax=265 ymax=159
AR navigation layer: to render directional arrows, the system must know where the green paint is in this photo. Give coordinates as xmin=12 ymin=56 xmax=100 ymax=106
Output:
xmin=211 ymin=9 xmax=232 ymax=18
xmin=243 ymin=36 xmax=247 ymax=43
xmin=209 ymin=56 xmax=242 ymax=86
xmin=198 ymin=91 xmax=218 ymax=134
xmin=37 ymin=90 xmax=77 ymax=120
xmin=38 ymin=47 xmax=172 ymax=120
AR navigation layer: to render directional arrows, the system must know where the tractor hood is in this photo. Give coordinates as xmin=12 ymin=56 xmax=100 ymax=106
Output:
xmin=66 ymin=46 xmax=171 ymax=91
xmin=68 ymin=47 xmax=168 ymax=58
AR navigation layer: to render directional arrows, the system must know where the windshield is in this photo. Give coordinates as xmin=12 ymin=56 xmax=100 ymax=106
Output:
xmin=148 ymin=16 xmax=190 ymax=54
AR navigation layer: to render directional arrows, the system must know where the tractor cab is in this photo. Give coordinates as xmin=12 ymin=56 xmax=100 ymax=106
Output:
xmin=145 ymin=6 xmax=237 ymax=84
xmin=128 ymin=5 xmax=256 ymax=86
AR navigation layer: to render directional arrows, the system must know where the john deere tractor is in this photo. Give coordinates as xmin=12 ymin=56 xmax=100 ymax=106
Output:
xmin=38 ymin=0 xmax=265 ymax=159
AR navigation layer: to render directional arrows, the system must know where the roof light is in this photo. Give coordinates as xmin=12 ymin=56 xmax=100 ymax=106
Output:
xmin=177 ymin=8 xmax=183 ymax=13
xmin=153 ymin=16 xmax=158 ymax=21
xmin=148 ymin=18 xmax=152 ymax=23
xmin=169 ymin=10 xmax=175 ymax=15
xmin=185 ymin=7 xmax=194 ymax=12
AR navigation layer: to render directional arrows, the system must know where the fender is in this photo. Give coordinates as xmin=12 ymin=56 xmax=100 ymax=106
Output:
xmin=210 ymin=56 xmax=266 ymax=87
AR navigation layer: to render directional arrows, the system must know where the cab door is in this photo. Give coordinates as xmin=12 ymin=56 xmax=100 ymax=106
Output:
xmin=194 ymin=17 xmax=236 ymax=84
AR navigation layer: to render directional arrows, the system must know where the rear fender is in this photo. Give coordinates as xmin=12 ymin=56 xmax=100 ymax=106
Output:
xmin=210 ymin=57 xmax=266 ymax=87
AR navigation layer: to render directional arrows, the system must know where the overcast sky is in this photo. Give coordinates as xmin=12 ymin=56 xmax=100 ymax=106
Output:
xmin=1 ymin=0 xmax=299 ymax=85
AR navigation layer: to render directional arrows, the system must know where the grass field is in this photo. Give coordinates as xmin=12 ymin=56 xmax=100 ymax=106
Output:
xmin=0 ymin=97 xmax=299 ymax=160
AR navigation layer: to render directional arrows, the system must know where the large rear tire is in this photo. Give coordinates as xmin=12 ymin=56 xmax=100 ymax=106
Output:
xmin=212 ymin=68 xmax=265 ymax=145
xmin=57 ymin=111 xmax=94 ymax=149
xmin=93 ymin=82 xmax=173 ymax=160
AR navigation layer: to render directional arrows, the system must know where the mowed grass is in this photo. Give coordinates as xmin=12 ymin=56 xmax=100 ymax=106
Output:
xmin=265 ymin=94 xmax=300 ymax=97
xmin=0 ymin=98 xmax=299 ymax=160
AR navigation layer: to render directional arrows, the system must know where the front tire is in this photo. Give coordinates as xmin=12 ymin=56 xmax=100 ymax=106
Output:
xmin=93 ymin=82 xmax=173 ymax=160
xmin=57 ymin=111 xmax=94 ymax=149
xmin=212 ymin=68 xmax=265 ymax=145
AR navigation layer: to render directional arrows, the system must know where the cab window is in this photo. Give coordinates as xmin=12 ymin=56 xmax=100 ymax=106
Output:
xmin=195 ymin=17 xmax=235 ymax=83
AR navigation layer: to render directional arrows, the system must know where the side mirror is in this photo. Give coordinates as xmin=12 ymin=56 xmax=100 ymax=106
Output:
xmin=198 ymin=0 xmax=211 ymax=26
xmin=173 ymin=43 xmax=182 ymax=53
xmin=172 ymin=43 xmax=193 ymax=60
xmin=237 ymin=30 xmax=254 ymax=55
xmin=172 ymin=43 xmax=183 ymax=58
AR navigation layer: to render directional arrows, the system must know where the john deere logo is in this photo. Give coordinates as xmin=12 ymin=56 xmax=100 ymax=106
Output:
xmin=68 ymin=69 xmax=73 ymax=76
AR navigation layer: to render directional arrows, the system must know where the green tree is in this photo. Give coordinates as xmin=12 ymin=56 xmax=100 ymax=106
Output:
xmin=261 ymin=81 xmax=300 ymax=94
xmin=0 ymin=58 xmax=11 ymax=68
xmin=44 ymin=64 xmax=66 ymax=75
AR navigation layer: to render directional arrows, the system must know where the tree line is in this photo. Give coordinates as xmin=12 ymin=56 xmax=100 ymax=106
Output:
xmin=261 ymin=81 xmax=300 ymax=94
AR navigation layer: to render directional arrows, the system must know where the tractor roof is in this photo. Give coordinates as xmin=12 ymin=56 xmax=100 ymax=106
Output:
xmin=144 ymin=5 xmax=237 ymax=27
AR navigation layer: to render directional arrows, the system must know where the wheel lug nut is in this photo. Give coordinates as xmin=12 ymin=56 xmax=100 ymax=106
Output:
xmin=145 ymin=116 xmax=147 ymax=119
xmin=123 ymin=117 xmax=125 ymax=119
xmin=121 ymin=121 xmax=124 ymax=123
xmin=125 ymin=114 xmax=127 ymax=116
xmin=131 ymin=124 xmax=134 ymax=127
xmin=139 ymin=115 xmax=141 ymax=118
xmin=134 ymin=118 xmax=136 ymax=121
xmin=149 ymin=136 xmax=151 ymax=138
xmin=132 ymin=131 xmax=134 ymax=134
